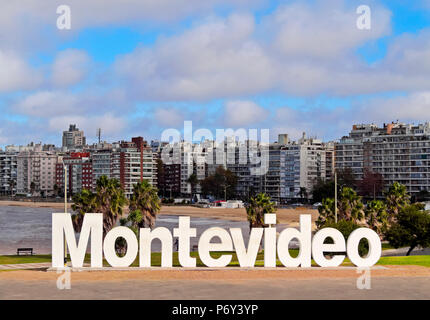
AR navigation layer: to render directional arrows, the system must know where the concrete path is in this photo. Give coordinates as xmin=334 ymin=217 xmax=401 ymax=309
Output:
xmin=381 ymin=247 xmax=430 ymax=256
xmin=1 ymin=277 xmax=429 ymax=300
xmin=0 ymin=263 xmax=51 ymax=270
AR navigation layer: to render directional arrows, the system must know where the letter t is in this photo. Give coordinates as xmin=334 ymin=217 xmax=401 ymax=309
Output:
xmin=173 ymin=216 xmax=197 ymax=267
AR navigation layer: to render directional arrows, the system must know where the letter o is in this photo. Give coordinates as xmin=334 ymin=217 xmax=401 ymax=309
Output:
xmin=347 ymin=228 xmax=381 ymax=267
xmin=103 ymin=226 xmax=138 ymax=267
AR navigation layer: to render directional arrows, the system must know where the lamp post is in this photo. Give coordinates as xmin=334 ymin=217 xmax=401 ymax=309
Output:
xmin=64 ymin=164 xmax=68 ymax=267
xmin=334 ymin=171 xmax=338 ymax=223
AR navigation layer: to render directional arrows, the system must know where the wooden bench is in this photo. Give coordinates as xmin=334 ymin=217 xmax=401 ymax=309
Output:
xmin=17 ymin=248 xmax=34 ymax=255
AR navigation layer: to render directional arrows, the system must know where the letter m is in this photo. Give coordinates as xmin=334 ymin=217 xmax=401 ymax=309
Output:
xmin=52 ymin=213 xmax=103 ymax=268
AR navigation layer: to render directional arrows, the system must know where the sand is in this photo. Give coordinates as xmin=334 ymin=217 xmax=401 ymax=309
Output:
xmin=0 ymin=200 xmax=70 ymax=209
xmin=0 ymin=265 xmax=429 ymax=282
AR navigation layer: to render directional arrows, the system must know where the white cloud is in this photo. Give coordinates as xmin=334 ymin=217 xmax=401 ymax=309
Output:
xmin=14 ymin=91 xmax=79 ymax=116
xmin=112 ymin=2 xmax=398 ymax=100
xmin=264 ymin=1 xmax=391 ymax=59
xmin=0 ymin=50 xmax=43 ymax=92
xmin=48 ymin=113 xmax=127 ymax=137
xmin=115 ymin=13 xmax=275 ymax=100
xmin=51 ymin=49 xmax=90 ymax=87
xmin=154 ymin=107 xmax=185 ymax=127
xmin=223 ymin=100 xmax=268 ymax=127
xmin=0 ymin=0 xmax=262 ymax=51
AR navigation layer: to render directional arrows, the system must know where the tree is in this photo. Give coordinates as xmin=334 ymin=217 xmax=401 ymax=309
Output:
xmin=187 ymin=173 xmax=199 ymax=201
xmin=385 ymin=182 xmax=410 ymax=224
xmin=364 ymin=200 xmax=388 ymax=235
xmin=246 ymin=193 xmax=275 ymax=230
xmin=316 ymin=187 xmax=365 ymax=227
xmin=8 ymin=179 xmax=15 ymax=197
xmin=384 ymin=203 xmax=430 ymax=255
xmin=316 ymin=198 xmax=336 ymax=228
xmin=71 ymin=188 xmax=98 ymax=232
xmin=357 ymin=169 xmax=384 ymax=199
xmin=117 ymin=209 xmax=144 ymax=256
xmin=200 ymin=166 xmax=237 ymax=199
xmin=311 ymin=178 xmax=335 ymax=203
xmin=30 ymin=181 xmax=36 ymax=196
xmin=129 ymin=180 xmax=161 ymax=229
xmin=71 ymin=176 xmax=128 ymax=237
xmin=336 ymin=167 xmax=356 ymax=189
xmin=297 ymin=187 xmax=308 ymax=203
xmin=323 ymin=220 xmax=368 ymax=256
xmin=337 ymin=187 xmax=365 ymax=223
xmin=414 ymin=190 xmax=430 ymax=203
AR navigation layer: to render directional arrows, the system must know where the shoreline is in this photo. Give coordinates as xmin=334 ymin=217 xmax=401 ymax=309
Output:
xmin=0 ymin=200 xmax=319 ymax=227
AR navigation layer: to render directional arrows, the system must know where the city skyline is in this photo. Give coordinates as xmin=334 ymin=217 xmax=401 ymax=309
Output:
xmin=1 ymin=1 xmax=430 ymax=147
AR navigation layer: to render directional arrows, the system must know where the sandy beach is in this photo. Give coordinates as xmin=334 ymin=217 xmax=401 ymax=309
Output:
xmin=1 ymin=266 xmax=429 ymax=300
xmin=0 ymin=201 xmax=319 ymax=228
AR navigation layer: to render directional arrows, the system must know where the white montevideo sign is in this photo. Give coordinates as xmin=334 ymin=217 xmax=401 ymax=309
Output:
xmin=51 ymin=213 xmax=382 ymax=268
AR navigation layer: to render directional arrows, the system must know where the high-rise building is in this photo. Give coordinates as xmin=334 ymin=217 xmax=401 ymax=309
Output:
xmin=62 ymin=124 xmax=86 ymax=150
xmin=55 ymin=152 xmax=92 ymax=196
xmin=336 ymin=121 xmax=430 ymax=194
xmin=17 ymin=150 xmax=58 ymax=196
xmin=0 ymin=151 xmax=18 ymax=195
xmin=90 ymin=137 xmax=157 ymax=196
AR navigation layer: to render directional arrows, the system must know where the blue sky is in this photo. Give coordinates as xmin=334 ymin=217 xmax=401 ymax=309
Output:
xmin=1 ymin=0 xmax=430 ymax=147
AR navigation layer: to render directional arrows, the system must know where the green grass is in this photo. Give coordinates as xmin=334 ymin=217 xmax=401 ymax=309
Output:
xmin=376 ymin=255 xmax=430 ymax=268
xmin=1 ymin=250 xmax=428 ymax=268
xmin=0 ymin=254 xmax=51 ymax=264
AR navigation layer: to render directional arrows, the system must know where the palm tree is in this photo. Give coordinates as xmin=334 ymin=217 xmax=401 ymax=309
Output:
xmin=365 ymin=200 xmax=388 ymax=235
xmin=187 ymin=173 xmax=199 ymax=202
xmin=338 ymin=187 xmax=365 ymax=223
xmin=316 ymin=198 xmax=336 ymax=228
xmin=129 ymin=180 xmax=161 ymax=229
xmin=71 ymin=188 xmax=98 ymax=232
xmin=71 ymin=176 xmax=128 ymax=237
xmin=96 ymin=176 xmax=128 ymax=236
xmin=246 ymin=193 xmax=275 ymax=230
xmin=385 ymin=182 xmax=410 ymax=224
xmin=316 ymin=187 xmax=365 ymax=227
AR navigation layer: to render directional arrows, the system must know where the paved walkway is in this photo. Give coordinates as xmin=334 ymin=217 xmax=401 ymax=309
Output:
xmin=381 ymin=247 xmax=430 ymax=256
xmin=0 ymin=263 xmax=51 ymax=270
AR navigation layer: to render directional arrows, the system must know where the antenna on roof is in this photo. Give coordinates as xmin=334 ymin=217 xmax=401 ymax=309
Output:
xmin=97 ymin=128 xmax=101 ymax=144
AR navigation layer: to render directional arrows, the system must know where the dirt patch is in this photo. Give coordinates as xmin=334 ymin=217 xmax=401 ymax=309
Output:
xmin=1 ymin=265 xmax=428 ymax=283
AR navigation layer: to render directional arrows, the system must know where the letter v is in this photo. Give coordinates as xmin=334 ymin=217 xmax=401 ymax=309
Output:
xmin=230 ymin=228 xmax=263 ymax=267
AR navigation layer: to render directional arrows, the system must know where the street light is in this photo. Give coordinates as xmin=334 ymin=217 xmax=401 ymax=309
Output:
xmin=63 ymin=164 xmax=68 ymax=267
xmin=334 ymin=171 xmax=338 ymax=223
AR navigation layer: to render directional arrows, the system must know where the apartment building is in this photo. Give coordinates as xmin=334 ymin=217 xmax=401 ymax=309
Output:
xmin=246 ymin=133 xmax=331 ymax=202
xmin=336 ymin=122 xmax=430 ymax=194
xmin=0 ymin=151 xmax=18 ymax=195
xmin=17 ymin=150 xmax=58 ymax=196
xmin=62 ymin=124 xmax=86 ymax=150
xmin=90 ymin=137 xmax=157 ymax=196
xmin=113 ymin=137 xmax=157 ymax=195
xmin=55 ymin=152 xmax=92 ymax=195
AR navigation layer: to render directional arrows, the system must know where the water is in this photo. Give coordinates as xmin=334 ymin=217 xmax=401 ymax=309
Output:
xmin=0 ymin=206 xmax=294 ymax=255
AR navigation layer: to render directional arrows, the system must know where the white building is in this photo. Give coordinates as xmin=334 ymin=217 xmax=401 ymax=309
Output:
xmin=336 ymin=122 xmax=430 ymax=194
xmin=17 ymin=151 xmax=58 ymax=196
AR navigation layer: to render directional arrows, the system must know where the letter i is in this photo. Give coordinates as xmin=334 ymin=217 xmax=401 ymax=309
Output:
xmin=264 ymin=213 xmax=277 ymax=267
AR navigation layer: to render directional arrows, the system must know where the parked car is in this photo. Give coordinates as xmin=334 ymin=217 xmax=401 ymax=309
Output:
xmin=313 ymin=202 xmax=322 ymax=207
